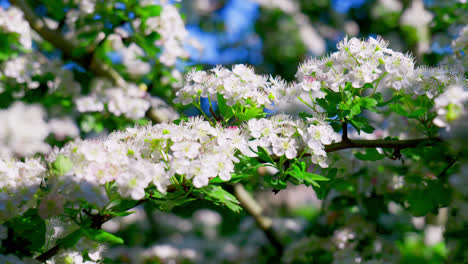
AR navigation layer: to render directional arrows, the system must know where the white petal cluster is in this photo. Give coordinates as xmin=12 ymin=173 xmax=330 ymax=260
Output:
xmin=0 ymin=102 xmax=51 ymax=156
xmin=145 ymin=4 xmax=190 ymax=66
xmin=48 ymin=118 xmax=80 ymax=141
xmin=410 ymin=66 xmax=465 ymax=98
xmin=1 ymin=54 xmax=81 ymax=97
xmin=0 ymin=7 xmax=32 ymax=49
xmin=296 ymin=36 xmax=417 ymax=93
xmin=47 ymin=117 xmax=252 ymax=205
xmin=433 ymin=82 xmax=468 ymax=129
xmin=452 ymin=25 xmax=468 ymax=51
xmin=0 ymin=154 xmax=46 ymax=222
xmin=46 ymin=250 xmax=98 ymax=264
xmin=2 ymin=55 xmax=41 ymax=90
xmin=247 ymin=114 xmax=339 ymax=167
xmin=76 ymin=79 xmax=151 ymax=120
xmin=106 ymin=36 xmax=151 ymax=78
xmin=175 ymin=65 xmax=280 ymax=108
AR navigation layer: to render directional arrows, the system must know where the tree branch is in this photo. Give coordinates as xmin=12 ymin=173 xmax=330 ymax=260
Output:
xmin=233 ymin=183 xmax=284 ymax=256
xmin=324 ymin=137 xmax=441 ymax=153
xmin=12 ymin=1 xmax=128 ymax=93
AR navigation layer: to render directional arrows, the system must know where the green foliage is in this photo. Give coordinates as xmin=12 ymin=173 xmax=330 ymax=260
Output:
xmin=82 ymin=228 xmax=124 ymax=245
xmin=193 ymin=185 xmax=242 ymax=213
xmin=354 ymin=148 xmax=386 ymax=161
xmin=50 ymin=154 xmax=74 ymax=176
xmin=286 ymin=162 xmax=330 ymax=187
xmin=2 ymin=209 xmax=46 ymax=256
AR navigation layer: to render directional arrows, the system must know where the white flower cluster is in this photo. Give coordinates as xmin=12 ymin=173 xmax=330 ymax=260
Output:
xmin=294 ymin=36 xmax=468 ymax=129
xmin=1 ymin=53 xmax=81 ymax=97
xmin=144 ymin=3 xmax=191 ymax=66
xmin=2 ymin=55 xmax=41 ymax=90
xmin=449 ymin=25 xmax=468 ymax=72
xmin=48 ymin=117 xmax=253 ymax=204
xmin=0 ymin=102 xmax=79 ymax=157
xmin=175 ymin=65 xmax=281 ymax=108
xmin=0 ymin=154 xmax=46 ymax=222
xmin=46 ymin=250 xmax=98 ymax=264
xmin=106 ymin=36 xmax=151 ymax=78
xmin=0 ymin=102 xmax=51 ymax=156
xmin=76 ymin=79 xmax=151 ymax=120
xmin=247 ymin=114 xmax=340 ymax=167
xmin=433 ymin=82 xmax=468 ymax=129
xmin=296 ymin=36 xmax=416 ymax=93
xmin=0 ymin=7 xmax=32 ymax=49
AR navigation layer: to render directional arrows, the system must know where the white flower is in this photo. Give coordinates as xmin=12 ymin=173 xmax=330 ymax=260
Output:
xmin=0 ymin=102 xmax=50 ymax=156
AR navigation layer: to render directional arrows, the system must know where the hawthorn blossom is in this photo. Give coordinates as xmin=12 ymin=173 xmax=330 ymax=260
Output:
xmin=0 ymin=7 xmax=32 ymax=49
xmin=0 ymin=102 xmax=50 ymax=156
xmin=75 ymin=79 xmax=150 ymax=120
xmin=0 ymin=154 xmax=46 ymax=222
xmin=175 ymin=65 xmax=281 ymax=108
xmin=247 ymin=114 xmax=339 ymax=167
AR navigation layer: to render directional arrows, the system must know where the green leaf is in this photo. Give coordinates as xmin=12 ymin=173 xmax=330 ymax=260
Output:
xmin=264 ymin=173 xmax=288 ymax=189
xmin=196 ymin=185 xmax=242 ymax=213
xmin=287 ymin=163 xmax=329 ymax=187
xmin=3 ymin=209 xmax=46 ymax=255
xmin=82 ymin=228 xmax=124 ymax=245
xmin=349 ymin=104 xmax=361 ymax=118
xmin=358 ymin=97 xmax=378 ymax=108
xmin=217 ymin=94 xmax=234 ymax=121
xmin=256 ymin=147 xmax=276 ymax=165
xmin=135 ymin=5 xmax=163 ymax=19
xmin=236 ymin=105 xmax=265 ymax=122
xmin=350 ymin=117 xmax=375 ymax=134
xmin=376 ymin=94 xmax=403 ymax=107
xmin=354 ymin=148 xmax=386 ymax=161
xmin=57 ymin=229 xmax=83 ymax=249
xmin=50 ymin=154 xmax=73 ymax=176
xmin=304 ymin=172 xmax=330 ymax=181
xmin=408 ymin=108 xmax=426 ymax=118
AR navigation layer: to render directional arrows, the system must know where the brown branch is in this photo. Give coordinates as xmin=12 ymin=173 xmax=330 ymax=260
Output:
xmin=341 ymin=122 xmax=350 ymax=142
xmin=324 ymin=137 xmax=441 ymax=153
xmin=12 ymin=0 xmax=134 ymax=101
xmin=233 ymin=183 xmax=283 ymax=256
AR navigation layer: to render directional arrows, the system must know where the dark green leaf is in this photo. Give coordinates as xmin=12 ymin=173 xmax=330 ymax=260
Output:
xmin=3 ymin=209 xmax=46 ymax=256
xmin=57 ymin=229 xmax=83 ymax=249
xmin=196 ymin=185 xmax=242 ymax=213
xmin=354 ymin=148 xmax=386 ymax=161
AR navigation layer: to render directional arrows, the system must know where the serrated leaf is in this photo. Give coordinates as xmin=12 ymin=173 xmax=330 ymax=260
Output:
xmin=349 ymin=104 xmax=361 ymax=118
xmin=196 ymin=185 xmax=242 ymax=213
xmin=256 ymin=147 xmax=276 ymax=165
xmin=358 ymin=97 xmax=378 ymax=108
xmin=82 ymin=228 xmax=124 ymax=245
xmin=350 ymin=117 xmax=375 ymax=134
